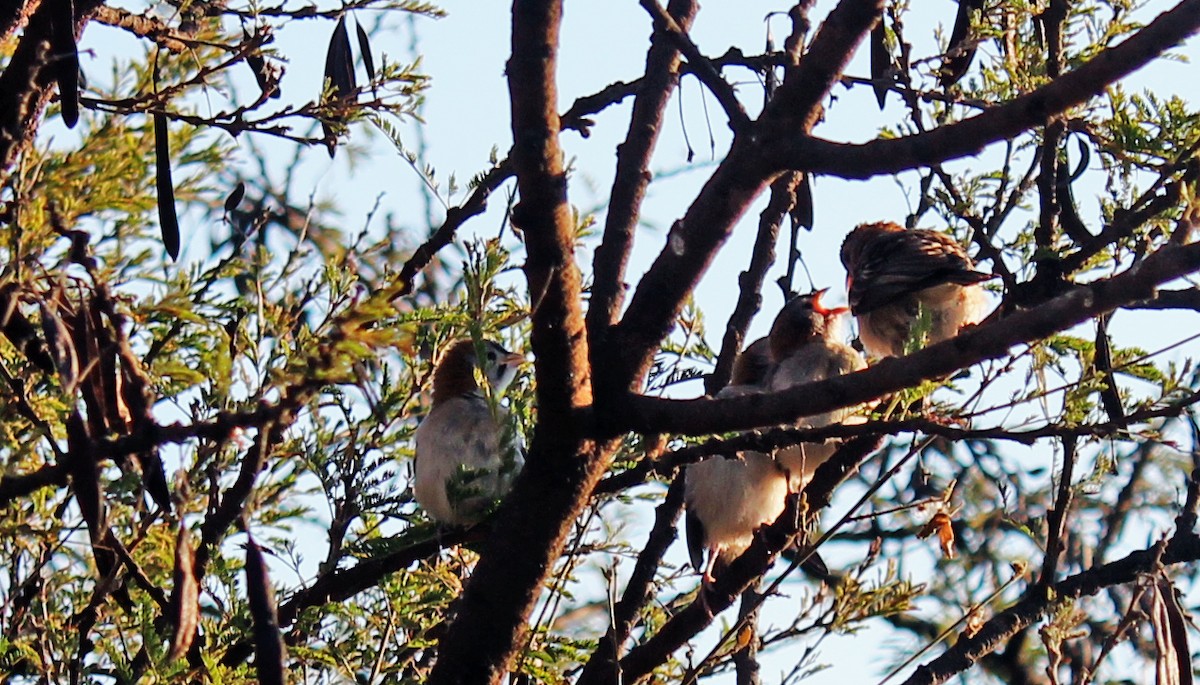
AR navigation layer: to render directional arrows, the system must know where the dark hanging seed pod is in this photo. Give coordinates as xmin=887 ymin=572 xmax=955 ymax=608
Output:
xmin=244 ymin=535 xmax=287 ymax=685
xmin=321 ymin=15 xmax=358 ymax=157
xmin=224 ymin=182 xmax=246 ymax=214
xmin=154 ymin=113 xmax=181 ymax=260
xmin=939 ymin=0 xmax=982 ymax=87
xmin=355 ymin=18 xmax=376 ymax=87
xmin=792 ymin=173 xmax=814 ymax=231
xmin=50 ymin=0 xmax=80 ymax=127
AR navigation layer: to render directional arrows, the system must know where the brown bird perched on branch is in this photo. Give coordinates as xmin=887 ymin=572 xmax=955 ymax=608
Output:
xmin=413 ymin=339 xmax=525 ymax=526
xmin=840 ymin=221 xmax=991 ymax=358
xmin=765 ymin=289 xmax=867 ymax=488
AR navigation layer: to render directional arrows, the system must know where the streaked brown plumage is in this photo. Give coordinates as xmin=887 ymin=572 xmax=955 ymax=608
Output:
xmin=413 ymin=339 xmax=525 ymax=526
xmin=840 ymin=221 xmax=991 ymax=358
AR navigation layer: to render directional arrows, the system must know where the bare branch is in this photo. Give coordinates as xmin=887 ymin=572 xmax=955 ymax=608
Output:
xmin=595 ymin=390 xmax=1200 ymax=495
xmin=706 ymin=173 xmax=796 ymax=396
xmin=92 ymin=7 xmax=189 ymax=52
xmin=577 ymin=478 xmax=686 ymax=685
xmin=636 ymin=0 xmax=750 ymax=132
xmin=898 ymin=529 xmax=1200 ymax=685
xmin=614 ymin=436 xmax=883 ymax=682
xmin=607 ymin=0 xmax=883 ymax=393
xmin=588 ymin=0 xmax=698 ymax=361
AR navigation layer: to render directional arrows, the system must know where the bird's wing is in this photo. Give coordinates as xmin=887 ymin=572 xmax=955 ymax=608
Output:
xmin=685 ymin=507 xmax=708 ymax=573
xmin=849 ymin=231 xmax=990 ymax=314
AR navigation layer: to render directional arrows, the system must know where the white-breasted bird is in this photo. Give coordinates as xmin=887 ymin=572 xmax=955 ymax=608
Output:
xmin=840 ymin=221 xmax=991 ymax=359
xmin=685 ymin=314 xmax=853 ymax=584
xmin=413 ymin=339 xmax=525 ymax=526
xmin=684 ymin=450 xmax=789 ymax=581
xmin=765 ymin=289 xmax=868 ymax=489
xmin=685 ymin=337 xmax=788 ymax=580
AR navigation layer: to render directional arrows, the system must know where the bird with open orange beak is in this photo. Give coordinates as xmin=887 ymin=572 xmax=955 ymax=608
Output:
xmin=764 ymin=289 xmax=867 ymax=488
xmin=413 ymin=339 xmax=525 ymax=526
xmin=840 ymin=221 xmax=992 ymax=358
xmin=683 ymin=294 xmax=860 ymax=586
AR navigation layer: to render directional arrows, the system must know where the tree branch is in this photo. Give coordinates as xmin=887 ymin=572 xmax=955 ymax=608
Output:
xmin=194 ymin=417 xmax=290 ymax=579
xmin=761 ymin=0 xmax=883 ymax=132
xmin=92 ymin=6 xmax=189 ymax=52
xmin=1 ymin=0 xmax=36 ymax=41
xmin=706 ymin=173 xmax=796 ymax=396
xmin=594 ymin=389 xmax=1200 ymax=495
xmin=762 ymin=0 xmax=1200 ymax=178
xmin=577 ymin=477 xmax=686 ymax=685
xmin=391 ymin=158 xmax=513 ymax=299
xmin=606 ymin=0 xmax=883 ymax=393
xmin=1039 ymin=435 xmax=1077 ymax=586
xmin=636 ymin=0 xmax=750 ymax=132
xmin=220 ymin=529 xmax=474 ymax=668
xmin=610 ymin=240 xmax=1200 ymax=437
xmin=0 ymin=463 xmax=68 ymax=507
xmin=614 ymin=436 xmax=883 ymax=682
xmin=0 ymin=0 xmax=105 ymax=176
xmin=899 ymin=528 xmax=1200 ymax=685
xmin=588 ymin=0 xmax=698 ymax=374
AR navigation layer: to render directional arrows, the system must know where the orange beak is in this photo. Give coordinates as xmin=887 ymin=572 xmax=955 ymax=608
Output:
xmin=812 ymin=288 xmax=850 ymax=317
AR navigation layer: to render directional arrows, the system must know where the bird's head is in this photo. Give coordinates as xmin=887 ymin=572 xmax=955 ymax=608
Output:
xmin=839 ymin=220 xmax=904 ymax=278
xmin=768 ymin=289 xmax=850 ymax=361
xmin=431 ymin=339 xmax=525 ymax=405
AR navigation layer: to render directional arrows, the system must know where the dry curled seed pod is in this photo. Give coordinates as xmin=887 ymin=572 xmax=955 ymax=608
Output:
xmin=168 ymin=524 xmax=199 ymax=661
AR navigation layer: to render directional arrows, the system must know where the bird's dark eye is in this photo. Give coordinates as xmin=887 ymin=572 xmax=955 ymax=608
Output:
xmin=487 ymin=350 xmax=497 ymax=361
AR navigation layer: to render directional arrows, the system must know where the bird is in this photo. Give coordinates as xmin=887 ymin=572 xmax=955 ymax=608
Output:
xmin=413 ymin=339 xmax=525 ymax=527
xmin=765 ymin=289 xmax=868 ymax=489
xmin=840 ymin=221 xmax=992 ymax=359
xmin=683 ymin=314 xmax=858 ymax=585
xmin=685 ymin=337 xmax=788 ymax=580
xmin=684 ymin=450 xmax=789 ymax=582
